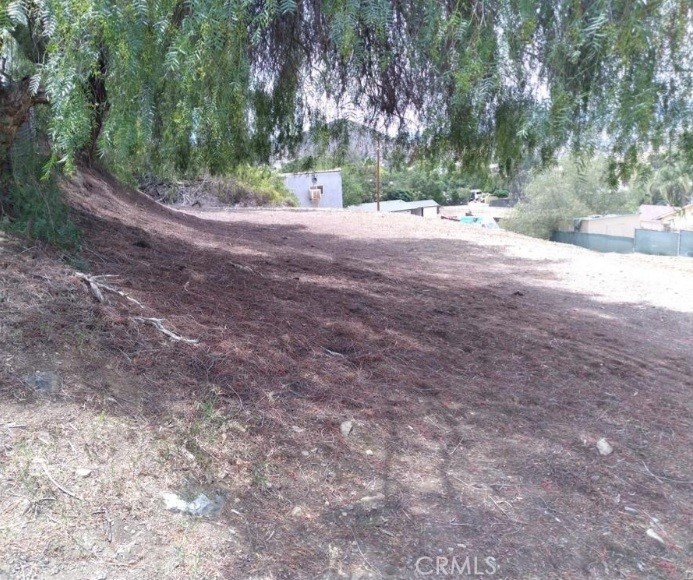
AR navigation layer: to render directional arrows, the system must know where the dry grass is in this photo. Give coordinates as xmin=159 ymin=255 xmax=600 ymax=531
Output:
xmin=0 ymin=170 xmax=691 ymax=578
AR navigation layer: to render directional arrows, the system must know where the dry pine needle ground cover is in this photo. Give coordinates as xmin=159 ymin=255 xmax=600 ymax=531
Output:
xmin=1 ymin=169 xmax=691 ymax=579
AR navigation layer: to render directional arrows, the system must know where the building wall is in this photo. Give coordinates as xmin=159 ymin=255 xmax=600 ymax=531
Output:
xmin=282 ymin=170 xmax=343 ymax=209
xmin=666 ymin=207 xmax=693 ymax=231
xmin=391 ymin=206 xmax=439 ymax=217
xmin=579 ymin=215 xmax=640 ymax=238
xmin=641 ymin=206 xmax=693 ymax=231
xmin=639 ymin=219 xmax=667 ymax=231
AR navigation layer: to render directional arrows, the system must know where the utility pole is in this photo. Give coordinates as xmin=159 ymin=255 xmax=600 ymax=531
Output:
xmin=376 ymin=138 xmax=381 ymax=211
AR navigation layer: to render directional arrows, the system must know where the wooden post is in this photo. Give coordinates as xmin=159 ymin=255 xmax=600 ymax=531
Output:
xmin=376 ymin=139 xmax=381 ymax=211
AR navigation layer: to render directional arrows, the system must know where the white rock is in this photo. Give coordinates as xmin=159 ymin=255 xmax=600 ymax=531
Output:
xmin=75 ymin=468 xmax=92 ymax=478
xmin=162 ymin=492 xmax=214 ymax=516
xmin=597 ymin=438 xmax=613 ymax=456
xmin=163 ymin=492 xmax=190 ymax=512
xmin=646 ymin=528 xmax=665 ymax=544
xmin=188 ymin=494 xmax=213 ymax=516
xmin=359 ymin=493 xmax=386 ymax=509
xmin=340 ymin=420 xmax=353 ymax=437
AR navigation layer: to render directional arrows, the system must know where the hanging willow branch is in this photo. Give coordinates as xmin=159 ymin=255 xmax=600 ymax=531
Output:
xmin=2 ymin=0 xmax=691 ymax=177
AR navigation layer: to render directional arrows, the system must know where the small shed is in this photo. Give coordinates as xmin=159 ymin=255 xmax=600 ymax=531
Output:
xmin=390 ymin=200 xmax=440 ymax=218
xmin=281 ymin=169 xmax=343 ymax=209
xmin=558 ymin=214 xmax=640 ymax=238
xmin=351 ymin=199 xmax=440 ymax=217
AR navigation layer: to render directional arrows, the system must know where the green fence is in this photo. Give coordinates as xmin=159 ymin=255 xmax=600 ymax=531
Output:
xmin=552 ymin=229 xmax=693 ymax=257
xmin=634 ymin=229 xmax=693 ymax=257
xmin=682 ymin=231 xmax=693 ymax=257
xmin=551 ymin=232 xmax=634 ymax=254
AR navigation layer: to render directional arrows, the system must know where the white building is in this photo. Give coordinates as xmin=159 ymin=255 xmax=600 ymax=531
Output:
xmin=351 ymin=199 xmax=440 ymax=217
xmin=281 ymin=169 xmax=343 ymax=209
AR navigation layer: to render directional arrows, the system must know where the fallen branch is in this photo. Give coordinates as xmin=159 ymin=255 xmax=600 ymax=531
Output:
xmin=37 ymin=460 xmax=82 ymax=501
xmin=133 ymin=317 xmax=198 ymax=344
xmin=323 ymin=347 xmax=346 ymax=358
xmin=488 ymin=495 xmax=528 ymax=525
xmin=230 ymin=262 xmax=262 ymax=277
xmin=642 ymin=460 xmax=693 ymax=485
xmin=77 ymin=272 xmax=104 ymax=302
xmin=76 ymin=273 xmax=144 ymax=308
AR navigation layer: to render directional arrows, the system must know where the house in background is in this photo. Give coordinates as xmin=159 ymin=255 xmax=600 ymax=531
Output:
xmin=640 ymin=203 xmax=693 ymax=231
xmin=553 ymin=203 xmax=693 ymax=256
xmin=559 ymin=214 xmax=641 ymax=238
xmin=351 ymin=199 xmax=440 ymax=217
xmin=557 ymin=204 xmax=693 ymax=238
xmin=281 ymin=169 xmax=343 ymax=208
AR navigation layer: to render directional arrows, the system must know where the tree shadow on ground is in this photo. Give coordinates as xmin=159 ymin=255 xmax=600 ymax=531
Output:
xmin=0 ymin=180 xmax=691 ymax=578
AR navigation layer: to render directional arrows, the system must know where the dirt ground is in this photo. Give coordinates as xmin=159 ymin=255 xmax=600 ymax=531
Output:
xmin=1 ymin=169 xmax=691 ymax=579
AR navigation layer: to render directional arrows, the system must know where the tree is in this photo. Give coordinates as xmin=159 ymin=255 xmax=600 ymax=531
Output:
xmin=1 ymin=0 xmax=691 ymax=206
xmin=647 ymin=160 xmax=692 ymax=207
xmin=504 ymin=156 xmax=643 ymax=239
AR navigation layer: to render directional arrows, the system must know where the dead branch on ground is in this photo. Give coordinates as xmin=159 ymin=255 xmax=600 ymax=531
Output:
xmin=133 ymin=317 xmax=199 ymax=344
xmin=76 ymin=273 xmax=144 ymax=308
xmin=36 ymin=460 xmax=82 ymax=501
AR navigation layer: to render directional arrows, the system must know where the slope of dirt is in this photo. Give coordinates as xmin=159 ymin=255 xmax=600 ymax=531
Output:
xmin=1 ymin=168 xmax=691 ymax=579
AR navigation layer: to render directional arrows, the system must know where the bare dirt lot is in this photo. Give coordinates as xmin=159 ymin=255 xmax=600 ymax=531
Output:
xmin=1 ymin=169 xmax=692 ymax=579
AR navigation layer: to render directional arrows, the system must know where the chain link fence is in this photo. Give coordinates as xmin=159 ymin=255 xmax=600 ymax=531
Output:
xmin=552 ymin=230 xmax=693 ymax=257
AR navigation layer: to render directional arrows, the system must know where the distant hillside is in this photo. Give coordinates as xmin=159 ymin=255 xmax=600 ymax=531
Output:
xmin=290 ymin=119 xmax=397 ymax=165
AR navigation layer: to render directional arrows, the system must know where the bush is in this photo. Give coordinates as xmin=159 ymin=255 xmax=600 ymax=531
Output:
xmin=217 ymin=165 xmax=298 ymax=207
xmin=1 ymin=139 xmax=80 ymax=249
xmin=457 ymin=187 xmax=472 ymax=204
xmin=142 ymin=165 xmax=298 ymax=207
xmin=341 ymin=162 xmax=376 ymax=207
xmin=504 ymin=157 xmax=641 ymax=239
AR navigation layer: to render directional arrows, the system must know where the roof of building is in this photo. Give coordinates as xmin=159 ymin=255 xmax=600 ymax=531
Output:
xmin=351 ymin=199 xmax=439 ymax=212
xmin=280 ymin=168 xmax=342 ymax=177
xmin=578 ymin=213 xmax=638 ymax=221
xmin=390 ymin=200 xmax=440 ymax=211
xmin=639 ymin=204 xmax=677 ymax=221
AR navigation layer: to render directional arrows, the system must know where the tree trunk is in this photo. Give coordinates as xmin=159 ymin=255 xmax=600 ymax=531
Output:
xmin=83 ymin=46 xmax=109 ymax=166
xmin=0 ymin=78 xmax=48 ymax=214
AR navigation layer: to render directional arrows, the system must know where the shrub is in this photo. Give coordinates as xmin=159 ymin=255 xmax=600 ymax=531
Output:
xmin=224 ymin=165 xmax=298 ymax=207
xmin=505 ymin=157 xmax=641 ymax=239
xmin=1 ymin=139 xmax=80 ymax=249
xmin=142 ymin=165 xmax=298 ymax=207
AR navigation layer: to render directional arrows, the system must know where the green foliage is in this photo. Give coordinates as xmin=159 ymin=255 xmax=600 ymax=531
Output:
xmin=2 ymin=140 xmax=80 ymax=249
xmin=287 ymin=149 xmax=483 ymax=207
xmin=647 ymin=164 xmax=692 ymax=208
xmin=2 ymin=0 xmax=692 ymax=183
xmin=505 ymin=157 xmax=643 ymax=239
xmin=341 ymin=162 xmax=374 ymax=207
xmin=451 ymin=187 xmax=472 ymax=205
xmin=638 ymin=149 xmax=693 ymax=208
xmin=377 ymin=163 xmax=473 ymax=206
xmin=211 ymin=166 xmax=297 ymax=207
